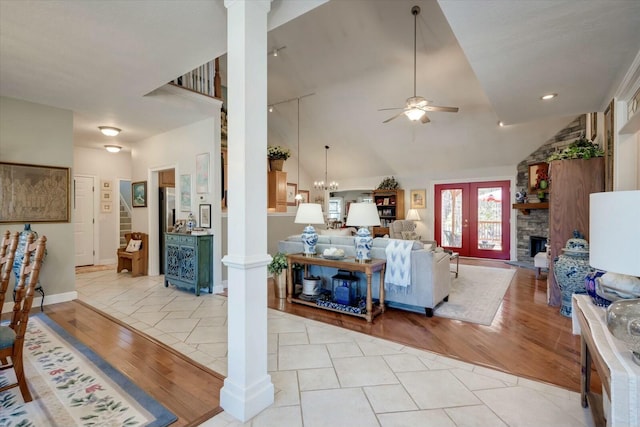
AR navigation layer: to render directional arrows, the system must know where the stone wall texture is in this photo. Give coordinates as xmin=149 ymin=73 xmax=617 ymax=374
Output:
xmin=515 ymin=115 xmax=587 ymax=262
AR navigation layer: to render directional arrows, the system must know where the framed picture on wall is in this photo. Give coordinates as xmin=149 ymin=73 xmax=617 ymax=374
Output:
xmin=199 ymin=204 xmax=211 ymax=228
xmin=180 ymin=174 xmax=192 ymax=211
xmin=132 ymin=181 xmax=147 ymax=207
xmin=286 ymin=182 xmax=297 ymax=206
xmin=101 ymin=179 xmax=112 ymax=191
xmin=410 ymin=189 xmax=426 ymax=209
xmin=101 ymin=202 xmax=112 ymax=213
xmin=196 ymin=152 xmax=210 ymax=194
xmin=604 ymin=100 xmax=614 ymax=192
xmin=299 ymin=190 xmax=309 ymax=204
xmin=0 ymin=162 xmax=71 ymax=223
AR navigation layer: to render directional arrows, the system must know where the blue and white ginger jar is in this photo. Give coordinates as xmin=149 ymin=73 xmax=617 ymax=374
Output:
xmin=554 ymin=231 xmax=592 ymax=317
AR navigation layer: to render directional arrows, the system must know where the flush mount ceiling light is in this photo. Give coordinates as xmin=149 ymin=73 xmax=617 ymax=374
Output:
xmin=99 ymin=126 xmax=121 ymax=136
xmin=540 ymin=93 xmax=557 ymax=100
xmin=104 ymin=145 xmax=122 ymax=153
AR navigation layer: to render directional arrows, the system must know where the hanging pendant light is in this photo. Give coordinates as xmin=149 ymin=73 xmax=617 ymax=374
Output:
xmin=314 ymin=146 xmax=338 ymax=191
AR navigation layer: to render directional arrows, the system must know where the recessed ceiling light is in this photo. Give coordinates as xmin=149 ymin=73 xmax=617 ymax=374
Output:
xmin=498 ymin=121 xmax=505 ymax=127
xmin=540 ymin=93 xmax=557 ymax=100
xmin=104 ymin=145 xmax=122 ymax=153
xmin=99 ymin=126 xmax=121 ymax=136
xmin=268 ymin=105 xmax=274 ymax=113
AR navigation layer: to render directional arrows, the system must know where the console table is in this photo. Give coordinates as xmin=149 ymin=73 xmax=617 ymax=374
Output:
xmin=572 ymin=295 xmax=639 ymax=427
xmin=286 ymin=254 xmax=386 ymax=323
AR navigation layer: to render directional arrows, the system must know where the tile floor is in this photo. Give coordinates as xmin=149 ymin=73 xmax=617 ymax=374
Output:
xmin=75 ymin=270 xmax=595 ymax=427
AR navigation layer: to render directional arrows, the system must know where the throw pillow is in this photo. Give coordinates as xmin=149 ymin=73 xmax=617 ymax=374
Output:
xmin=401 ymin=222 xmax=415 ymax=232
xmin=401 ymin=231 xmax=419 ymax=241
xmin=125 ymin=239 xmax=142 ymax=252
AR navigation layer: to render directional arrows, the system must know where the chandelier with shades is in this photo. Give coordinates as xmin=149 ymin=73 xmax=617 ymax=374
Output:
xmin=314 ymin=145 xmax=338 ymax=191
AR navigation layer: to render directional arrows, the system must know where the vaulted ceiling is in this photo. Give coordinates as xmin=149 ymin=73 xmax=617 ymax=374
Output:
xmin=1 ymin=0 xmax=639 ymax=182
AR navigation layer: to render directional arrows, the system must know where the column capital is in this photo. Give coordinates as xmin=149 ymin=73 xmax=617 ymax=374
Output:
xmin=224 ymin=0 xmax=272 ymax=13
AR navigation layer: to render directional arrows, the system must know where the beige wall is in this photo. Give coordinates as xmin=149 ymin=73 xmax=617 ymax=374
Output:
xmin=0 ymin=96 xmax=76 ymax=305
xmin=74 ymin=146 xmax=132 ymax=264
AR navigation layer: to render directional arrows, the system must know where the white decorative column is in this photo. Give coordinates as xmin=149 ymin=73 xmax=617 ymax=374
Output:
xmin=221 ymin=0 xmax=274 ymax=422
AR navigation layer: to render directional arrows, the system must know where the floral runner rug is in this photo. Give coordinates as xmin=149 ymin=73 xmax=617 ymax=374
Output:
xmin=0 ymin=313 xmax=177 ymax=427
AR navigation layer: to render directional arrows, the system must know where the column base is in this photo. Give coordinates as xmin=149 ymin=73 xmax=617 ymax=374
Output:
xmin=220 ymin=375 xmax=274 ymax=422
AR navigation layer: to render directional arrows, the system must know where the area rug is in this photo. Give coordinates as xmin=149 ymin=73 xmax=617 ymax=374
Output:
xmin=434 ymin=264 xmax=516 ymax=326
xmin=0 ymin=313 xmax=177 ymax=427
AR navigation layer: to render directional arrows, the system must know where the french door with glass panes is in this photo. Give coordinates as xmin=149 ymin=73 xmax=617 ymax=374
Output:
xmin=434 ymin=181 xmax=510 ymax=259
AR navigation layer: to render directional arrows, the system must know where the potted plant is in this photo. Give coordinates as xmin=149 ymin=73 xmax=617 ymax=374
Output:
xmin=268 ymin=251 xmax=288 ymax=298
xmin=267 ymin=145 xmax=291 ymax=171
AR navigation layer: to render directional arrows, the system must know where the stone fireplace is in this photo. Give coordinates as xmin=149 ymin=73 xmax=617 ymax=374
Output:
xmin=529 ymin=236 xmax=548 ymax=256
xmin=514 ymin=115 xmax=586 ymax=264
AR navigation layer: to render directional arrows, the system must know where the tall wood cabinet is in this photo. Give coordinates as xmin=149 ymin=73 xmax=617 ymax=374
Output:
xmin=372 ymin=189 xmax=405 ymax=237
xmin=547 ymin=158 xmax=604 ymax=306
xmin=268 ymin=170 xmax=287 ymax=212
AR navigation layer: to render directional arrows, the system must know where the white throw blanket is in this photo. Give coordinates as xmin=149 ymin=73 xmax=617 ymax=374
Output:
xmin=384 ymin=239 xmax=413 ymax=289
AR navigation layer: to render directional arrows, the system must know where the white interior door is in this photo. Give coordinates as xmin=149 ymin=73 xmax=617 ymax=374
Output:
xmin=74 ymin=175 xmax=95 ymax=266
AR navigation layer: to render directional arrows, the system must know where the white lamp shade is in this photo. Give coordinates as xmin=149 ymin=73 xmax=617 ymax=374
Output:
xmin=346 ymin=202 xmax=381 ymax=227
xmin=294 ymin=203 xmax=324 ymax=225
xmin=406 ymin=209 xmax=421 ymax=221
xmin=589 ymin=190 xmax=640 ymax=276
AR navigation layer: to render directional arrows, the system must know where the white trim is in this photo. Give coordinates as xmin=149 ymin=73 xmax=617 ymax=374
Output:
xmin=1 ymin=291 xmax=78 ymax=314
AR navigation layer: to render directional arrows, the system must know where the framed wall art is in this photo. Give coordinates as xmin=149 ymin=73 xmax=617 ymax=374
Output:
xmin=101 ymin=179 xmax=112 ymax=191
xmin=196 ymin=152 xmax=210 ymax=194
xmin=180 ymin=174 xmax=192 ymax=211
xmin=410 ymin=189 xmax=426 ymax=209
xmin=199 ymin=204 xmax=212 ymax=228
xmin=299 ymin=190 xmax=309 ymax=204
xmin=101 ymin=202 xmax=112 ymax=213
xmin=0 ymin=161 xmax=70 ymax=223
xmin=603 ymin=99 xmax=615 ymax=192
xmin=132 ymin=181 xmax=147 ymax=207
xmin=101 ymin=190 xmax=112 ymax=202
xmin=286 ymin=182 xmax=297 ymax=206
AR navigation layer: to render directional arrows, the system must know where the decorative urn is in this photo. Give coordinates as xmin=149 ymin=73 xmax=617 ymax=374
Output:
xmin=553 ymin=230 xmax=593 ymax=317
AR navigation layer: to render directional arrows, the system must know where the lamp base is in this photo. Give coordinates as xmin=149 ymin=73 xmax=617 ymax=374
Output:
xmin=354 ymin=227 xmax=373 ymax=263
xmin=301 ymin=225 xmax=318 ymax=257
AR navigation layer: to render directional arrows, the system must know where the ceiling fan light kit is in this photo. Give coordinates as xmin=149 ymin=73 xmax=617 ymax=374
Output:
xmin=381 ymin=5 xmax=459 ymax=124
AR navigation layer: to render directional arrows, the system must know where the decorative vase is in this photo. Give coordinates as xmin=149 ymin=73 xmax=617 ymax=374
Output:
xmin=538 ymin=191 xmax=546 ymax=202
xmin=539 ymin=179 xmax=548 ymax=190
xmin=273 ymin=270 xmax=287 ymax=299
xmin=12 ymin=224 xmax=38 ymax=280
xmin=553 ymin=232 xmax=592 ymax=317
xmin=269 ymin=159 xmax=284 ymax=171
xmin=186 ymin=212 xmax=196 ymax=232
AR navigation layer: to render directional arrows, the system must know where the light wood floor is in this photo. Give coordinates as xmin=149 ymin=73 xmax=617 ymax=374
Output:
xmin=31 ymin=258 xmax=591 ymax=426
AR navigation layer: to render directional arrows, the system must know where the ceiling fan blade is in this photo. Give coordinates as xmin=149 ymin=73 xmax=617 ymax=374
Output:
xmin=383 ymin=110 xmax=406 ymax=123
xmin=420 ymin=113 xmax=431 ymax=124
xmin=378 ymin=107 xmax=404 ymax=111
xmin=423 ymin=105 xmax=459 ymax=113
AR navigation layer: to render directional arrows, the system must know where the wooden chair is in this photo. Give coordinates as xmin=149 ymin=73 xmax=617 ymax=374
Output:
xmin=1 ymin=231 xmax=19 ymax=314
xmin=116 ymin=232 xmax=148 ymax=277
xmin=0 ymin=233 xmax=46 ymax=402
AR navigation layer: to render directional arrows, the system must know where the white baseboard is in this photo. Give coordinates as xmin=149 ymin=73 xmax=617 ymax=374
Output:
xmin=98 ymin=258 xmax=117 ymax=265
xmin=1 ymin=291 xmax=78 ymax=314
xmin=214 ymin=280 xmax=228 ymax=294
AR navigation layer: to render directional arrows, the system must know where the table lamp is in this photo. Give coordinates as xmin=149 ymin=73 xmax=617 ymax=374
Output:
xmin=294 ymin=203 xmax=325 ymax=256
xmin=346 ymin=202 xmax=381 ymax=263
xmin=589 ymin=190 xmax=640 ymax=365
xmin=406 ymin=209 xmax=421 ymax=221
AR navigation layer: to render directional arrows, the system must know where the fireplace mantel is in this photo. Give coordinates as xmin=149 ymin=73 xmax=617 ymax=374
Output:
xmin=512 ymin=202 xmax=549 ymax=215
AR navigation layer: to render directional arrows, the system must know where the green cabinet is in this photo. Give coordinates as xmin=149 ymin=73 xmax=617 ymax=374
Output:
xmin=164 ymin=233 xmax=213 ymax=296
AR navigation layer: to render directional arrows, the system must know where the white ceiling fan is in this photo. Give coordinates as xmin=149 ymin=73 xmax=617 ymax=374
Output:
xmin=380 ymin=5 xmax=459 ymax=124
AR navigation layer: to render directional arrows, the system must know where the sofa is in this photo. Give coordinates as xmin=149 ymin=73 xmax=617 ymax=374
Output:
xmin=278 ymin=235 xmax=451 ymax=316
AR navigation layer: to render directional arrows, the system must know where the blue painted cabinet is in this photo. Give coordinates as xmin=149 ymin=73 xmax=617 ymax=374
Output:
xmin=164 ymin=233 xmax=213 ymax=296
